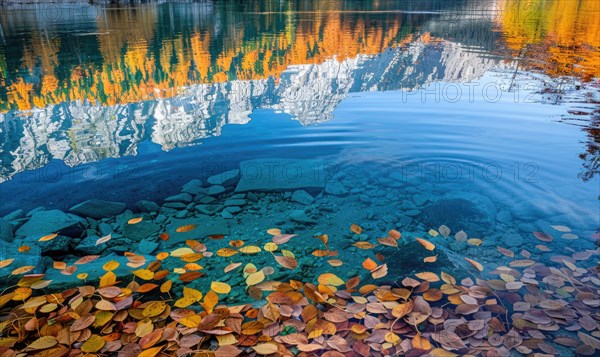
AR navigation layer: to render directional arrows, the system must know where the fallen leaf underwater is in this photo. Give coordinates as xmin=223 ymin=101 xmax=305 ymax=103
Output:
xmin=0 ymin=219 xmax=598 ymax=357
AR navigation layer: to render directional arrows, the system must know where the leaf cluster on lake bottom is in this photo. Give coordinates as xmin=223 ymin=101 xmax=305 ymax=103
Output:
xmin=0 ymin=224 xmax=599 ymax=356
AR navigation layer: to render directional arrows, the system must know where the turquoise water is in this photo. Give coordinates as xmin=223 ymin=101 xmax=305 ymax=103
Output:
xmin=0 ymin=0 xmax=598 ymax=298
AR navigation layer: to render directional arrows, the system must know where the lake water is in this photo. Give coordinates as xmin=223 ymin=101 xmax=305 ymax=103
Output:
xmin=0 ymin=1 xmax=599 ymax=352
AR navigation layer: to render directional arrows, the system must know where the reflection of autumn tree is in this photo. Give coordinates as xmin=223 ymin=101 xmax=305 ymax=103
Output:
xmin=1 ymin=1 xmax=407 ymax=112
xmin=577 ymin=108 xmax=600 ymax=182
xmin=499 ymin=0 xmax=599 ymax=80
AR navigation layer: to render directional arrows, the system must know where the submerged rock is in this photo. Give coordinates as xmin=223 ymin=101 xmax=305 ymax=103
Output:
xmin=182 ymin=179 xmax=207 ymax=196
xmin=23 ymin=234 xmax=71 ymax=253
xmin=224 ymin=199 xmax=246 ymax=206
xmin=122 ymin=220 xmax=160 ymax=242
xmin=75 ymin=235 xmax=108 ymax=255
xmin=419 ymin=195 xmax=492 ymax=230
xmin=0 ymin=218 xmax=14 ymax=242
xmin=208 ymin=185 xmax=226 ymax=196
xmin=290 ymin=210 xmax=316 ymax=224
xmin=69 ymin=199 xmax=126 ymax=219
xmin=3 ymin=209 xmax=24 ymax=221
xmin=138 ymin=238 xmax=160 ymax=255
xmin=164 ymin=193 xmax=193 ymax=203
xmin=207 ymin=169 xmax=240 ymax=186
xmin=292 ymin=190 xmax=315 ymax=205
xmin=235 ymin=159 xmax=327 ymax=192
xmin=325 ymin=181 xmax=349 ymax=196
xmin=135 ymin=200 xmax=160 ymax=213
xmin=502 ymin=233 xmax=525 ymax=248
xmin=195 ymin=205 xmax=221 ymax=215
xmin=0 ymin=240 xmax=43 ymax=283
xmin=15 ymin=210 xmax=83 ymax=237
xmin=166 ymin=215 xmax=230 ymax=244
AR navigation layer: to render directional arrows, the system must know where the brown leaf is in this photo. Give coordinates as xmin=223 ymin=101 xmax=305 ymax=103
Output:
xmin=274 ymin=255 xmax=298 ymax=269
xmin=350 ymin=224 xmax=363 ymax=235
xmin=272 ymin=234 xmax=298 ymax=245
xmin=533 ymin=231 xmax=553 ymax=242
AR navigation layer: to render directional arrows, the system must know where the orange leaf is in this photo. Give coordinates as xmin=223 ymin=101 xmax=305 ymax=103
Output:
xmin=389 ymin=229 xmax=402 ymax=240
xmin=176 ymin=224 xmax=197 ymax=233
xmin=412 ymin=332 xmax=432 ymax=350
xmin=423 ymin=255 xmax=437 ymax=263
xmin=416 ymin=237 xmax=435 ymax=251
xmin=39 ymin=233 xmax=58 ymax=242
xmin=128 ymin=217 xmax=143 ymax=224
xmin=353 ymin=242 xmax=375 ymax=249
xmin=350 ymin=224 xmax=363 ymax=234
xmin=464 ymin=258 xmax=484 ymax=272
xmin=361 ymin=258 xmax=377 ymax=271
xmin=415 ymin=272 xmax=439 ymax=282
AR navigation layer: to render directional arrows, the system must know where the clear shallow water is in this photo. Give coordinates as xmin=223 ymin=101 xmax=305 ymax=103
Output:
xmin=0 ymin=0 xmax=599 ymax=297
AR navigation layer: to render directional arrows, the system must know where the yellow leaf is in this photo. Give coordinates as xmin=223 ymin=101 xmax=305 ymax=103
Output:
xmin=160 ymin=280 xmax=172 ymax=293
xmin=76 ymin=273 xmax=88 ymax=280
xmin=281 ymin=250 xmax=295 ymax=258
xmin=138 ymin=346 xmax=163 ymax=357
xmin=385 ymin=332 xmax=401 ymax=345
xmin=429 ymin=348 xmax=459 ymax=357
xmin=133 ymin=269 xmax=154 ymax=280
xmin=317 ymin=273 xmax=345 ymax=286
xmin=467 ymin=238 xmax=483 ymax=246
xmin=24 ymin=336 xmax=57 ymax=351
xmin=267 ymin=228 xmax=281 ymax=235
xmin=0 ymin=259 xmax=14 ymax=268
xmin=441 ymin=271 xmax=456 ymax=285
xmin=180 ymin=253 xmax=203 ymax=262
xmin=128 ymin=217 xmax=143 ymax=224
xmin=203 ymin=290 xmax=219 ymax=311
xmin=174 ymin=296 xmax=196 ymax=308
xmin=239 ymin=245 xmax=261 ymax=254
xmin=263 ymin=242 xmax=278 ymax=252
xmin=170 ymin=247 xmax=195 ymax=257
xmin=142 ymin=301 xmax=167 ymax=318
xmin=216 ymin=248 xmax=238 ymax=257
xmin=99 ymin=271 xmax=117 ymax=287
xmin=252 ymin=343 xmax=278 ymax=355
xmin=12 ymin=287 xmax=32 ymax=301
xmin=428 ymin=229 xmax=439 ymax=237
xmin=183 ymin=286 xmax=203 ymax=301
xmin=216 ymin=333 xmax=237 ymax=346
xmin=81 ymin=335 xmax=105 ymax=353
xmin=211 ymin=282 xmax=232 ymax=294
xmin=11 ymin=266 xmax=35 ymax=275
xmin=412 ymin=333 xmax=432 ymax=350
xmin=246 ymin=271 xmax=265 ymax=286
xmin=103 ymin=260 xmax=120 ymax=271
